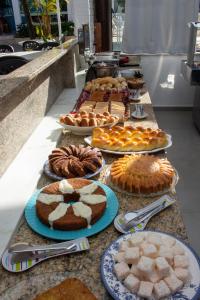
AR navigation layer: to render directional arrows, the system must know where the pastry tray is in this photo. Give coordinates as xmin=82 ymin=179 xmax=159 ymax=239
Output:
xmin=84 ymin=133 xmax=172 ymax=155
xmin=104 ymin=166 xmax=179 ymax=198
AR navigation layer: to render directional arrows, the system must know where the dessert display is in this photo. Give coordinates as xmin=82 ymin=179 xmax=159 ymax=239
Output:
xmin=113 ymin=232 xmax=190 ymax=299
xmin=33 ymin=278 xmax=97 ymax=300
xmin=109 ymin=154 xmax=175 ymax=194
xmin=91 ymin=126 xmax=168 ymax=152
xmin=88 ymin=90 xmax=107 ymax=102
xmin=84 ymin=76 xmax=127 ymax=92
xmin=110 ymin=101 xmax=126 ymax=117
xmin=78 ymin=101 xmax=96 ymax=113
xmin=126 ymin=77 xmax=145 ymax=89
xmin=60 ymin=111 xmax=118 ymax=128
xmin=36 ymin=179 xmax=107 ymax=230
xmin=48 ymin=145 xmax=103 ymax=178
xmin=109 ymin=92 xmax=124 ymax=102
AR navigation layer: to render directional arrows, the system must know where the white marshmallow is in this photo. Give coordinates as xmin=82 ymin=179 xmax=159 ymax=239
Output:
xmin=124 ymin=274 xmax=140 ymax=293
xmin=159 ymin=246 xmax=174 ymax=265
xmin=154 ymin=280 xmax=171 ymax=299
xmin=125 ymin=247 xmax=140 ymax=264
xmin=137 ymin=256 xmax=155 ymax=275
xmin=146 ymin=269 xmax=162 ymax=283
xmin=138 ymin=281 xmax=154 ymax=299
xmin=164 ymin=273 xmax=183 ymax=293
xmin=130 ymin=264 xmax=141 ymax=278
xmin=174 ymin=255 xmax=189 ymax=268
xmin=155 ymin=257 xmax=170 ymax=277
xmin=114 ymin=262 xmax=130 ymax=281
xmin=172 ymin=243 xmax=185 ymax=256
xmin=142 ymin=243 xmax=157 ymax=258
xmin=129 ymin=233 xmax=145 ymax=247
xmin=161 ymin=235 xmax=176 ymax=248
xmin=146 ymin=233 xmax=163 ymax=248
xmin=114 ymin=252 xmax=125 ymax=263
xmin=174 ymin=268 xmax=190 ymax=283
xmin=119 ymin=241 xmax=129 ymax=252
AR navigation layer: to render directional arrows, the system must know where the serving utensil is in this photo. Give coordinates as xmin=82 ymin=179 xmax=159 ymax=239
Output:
xmin=114 ymin=195 xmax=175 ymax=234
xmin=2 ymin=238 xmax=90 ymax=273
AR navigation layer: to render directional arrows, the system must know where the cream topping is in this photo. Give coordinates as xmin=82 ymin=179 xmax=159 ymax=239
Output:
xmin=48 ymin=203 xmax=70 ymax=228
xmin=72 ymin=202 xmax=92 ymax=228
xmin=80 ymin=194 xmax=107 ymax=205
xmin=59 ymin=180 xmax=74 ymax=194
xmin=38 ymin=193 xmax=63 ymax=205
xmin=76 ymin=182 xmax=98 ymax=195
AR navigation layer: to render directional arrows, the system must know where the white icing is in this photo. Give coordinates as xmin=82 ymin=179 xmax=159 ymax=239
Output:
xmin=76 ymin=182 xmax=98 ymax=195
xmin=48 ymin=203 xmax=70 ymax=228
xmin=59 ymin=180 xmax=74 ymax=194
xmin=38 ymin=193 xmax=63 ymax=205
xmin=80 ymin=194 xmax=107 ymax=205
xmin=72 ymin=202 xmax=92 ymax=228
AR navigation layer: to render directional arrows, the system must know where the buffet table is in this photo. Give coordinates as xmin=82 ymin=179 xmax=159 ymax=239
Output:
xmin=0 ymin=82 xmax=188 ymax=299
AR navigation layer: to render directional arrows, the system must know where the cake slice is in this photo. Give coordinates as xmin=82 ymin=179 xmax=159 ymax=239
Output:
xmin=33 ymin=278 xmax=97 ymax=300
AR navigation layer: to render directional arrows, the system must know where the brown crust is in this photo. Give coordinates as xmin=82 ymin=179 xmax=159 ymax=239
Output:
xmin=33 ymin=278 xmax=97 ymax=300
xmin=36 ymin=179 xmax=107 ymax=230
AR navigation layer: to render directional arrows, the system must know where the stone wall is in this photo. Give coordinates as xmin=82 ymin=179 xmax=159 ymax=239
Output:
xmin=0 ymin=43 xmax=77 ymax=176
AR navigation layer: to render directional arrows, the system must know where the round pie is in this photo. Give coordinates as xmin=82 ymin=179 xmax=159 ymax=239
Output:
xmin=110 ymin=154 xmax=175 ymax=194
xmin=36 ymin=179 xmax=107 ymax=230
xmin=48 ymin=145 xmax=103 ymax=178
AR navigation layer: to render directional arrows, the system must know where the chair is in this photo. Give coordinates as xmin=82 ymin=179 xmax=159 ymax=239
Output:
xmin=39 ymin=41 xmax=59 ymax=50
xmin=0 ymin=56 xmax=28 ymax=75
xmin=22 ymin=40 xmax=40 ymax=51
xmin=0 ymin=44 xmax=14 ymax=53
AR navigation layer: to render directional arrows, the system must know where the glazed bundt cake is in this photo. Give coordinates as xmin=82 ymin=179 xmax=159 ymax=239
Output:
xmin=36 ymin=179 xmax=107 ymax=230
xmin=92 ymin=126 xmax=168 ymax=152
xmin=110 ymin=154 xmax=175 ymax=194
xmin=48 ymin=145 xmax=103 ymax=178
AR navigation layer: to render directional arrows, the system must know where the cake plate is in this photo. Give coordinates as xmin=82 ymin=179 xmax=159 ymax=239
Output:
xmin=25 ymin=181 xmax=119 ymax=240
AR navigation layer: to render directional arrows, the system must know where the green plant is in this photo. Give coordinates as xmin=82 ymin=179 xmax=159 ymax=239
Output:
xmin=62 ymin=21 xmax=74 ymax=36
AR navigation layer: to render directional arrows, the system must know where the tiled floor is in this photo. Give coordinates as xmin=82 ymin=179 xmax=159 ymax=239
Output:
xmin=155 ymin=110 xmax=200 ymax=255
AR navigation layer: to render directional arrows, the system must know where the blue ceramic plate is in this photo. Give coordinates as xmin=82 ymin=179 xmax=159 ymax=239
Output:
xmin=101 ymin=231 xmax=200 ymax=300
xmin=43 ymin=158 xmax=105 ymax=181
xmin=25 ymin=181 xmax=119 ymax=240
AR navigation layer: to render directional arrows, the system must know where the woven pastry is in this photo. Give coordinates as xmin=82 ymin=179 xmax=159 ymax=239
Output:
xmin=92 ymin=126 xmax=168 ymax=152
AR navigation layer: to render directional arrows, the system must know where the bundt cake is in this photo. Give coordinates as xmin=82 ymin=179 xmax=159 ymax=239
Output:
xmin=110 ymin=154 xmax=175 ymax=194
xmin=36 ymin=179 xmax=107 ymax=230
xmin=48 ymin=145 xmax=103 ymax=178
xmin=92 ymin=126 xmax=168 ymax=152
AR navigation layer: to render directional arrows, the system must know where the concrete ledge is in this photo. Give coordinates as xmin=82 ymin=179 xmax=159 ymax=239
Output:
xmin=0 ymin=40 xmax=78 ymax=176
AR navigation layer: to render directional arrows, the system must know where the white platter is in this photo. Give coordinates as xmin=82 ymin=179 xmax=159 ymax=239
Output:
xmin=84 ymin=133 xmax=172 ymax=155
xmin=58 ymin=120 xmax=118 ymax=136
xmin=101 ymin=231 xmax=200 ymax=300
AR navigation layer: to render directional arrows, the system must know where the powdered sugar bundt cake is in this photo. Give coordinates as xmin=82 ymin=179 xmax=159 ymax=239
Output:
xmin=36 ymin=179 xmax=107 ymax=230
xmin=48 ymin=145 xmax=103 ymax=178
xmin=110 ymin=154 xmax=175 ymax=194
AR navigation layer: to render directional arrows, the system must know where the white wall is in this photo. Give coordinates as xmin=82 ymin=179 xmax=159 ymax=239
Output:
xmin=68 ymin=0 xmax=89 ymax=34
xmin=141 ymin=55 xmax=196 ymax=107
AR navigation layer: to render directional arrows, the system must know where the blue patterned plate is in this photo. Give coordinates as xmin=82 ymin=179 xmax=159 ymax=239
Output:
xmin=25 ymin=182 xmax=119 ymax=240
xmin=101 ymin=231 xmax=200 ymax=300
xmin=43 ymin=158 xmax=105 ymax=181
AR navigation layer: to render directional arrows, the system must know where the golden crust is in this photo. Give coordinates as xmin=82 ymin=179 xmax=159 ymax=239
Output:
xmin=91 ymin=126 xmax=168 ymax=152
xmin=110 ymin=154 xmax=175 ymax=194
